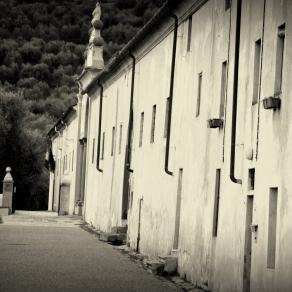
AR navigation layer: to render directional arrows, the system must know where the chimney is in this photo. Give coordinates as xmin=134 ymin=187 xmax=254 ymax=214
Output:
xmin=85 ymin=1 xmax=104 ymax=70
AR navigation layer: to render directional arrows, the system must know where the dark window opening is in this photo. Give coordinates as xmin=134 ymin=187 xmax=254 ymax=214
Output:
xmin=196 ymin=72 xmax=203 ymax=117
xmin=267 ymin=187 xmax=278 ymax=269
xmin=164 ymin=98 xmax=170 ymax=138
xmin=253 ymin=39 xmax=262 ymax=105
xmin=101 ymin=132 xmax=105 ymax=160
xmin=213 ymin=169 xmax=221 ymax=237
xmin=248 ymin=168 xmax=255 ymax=191
xmin=119 ymin=124 xmax=123 ymax=154
xmin=150 ymin=105 xmax=156 ymax=143
xmin=225 ymin=0 xmax=231 ymax=10
xmin=274 ymin=24 xmax=285 ymax=95
xmin=220 ymin=61 xmax=227 ymax=118
xmin=187 ymin=16 xmax=193 ymax=52
xmin=139 ymin=112 xmax=144 ymax=147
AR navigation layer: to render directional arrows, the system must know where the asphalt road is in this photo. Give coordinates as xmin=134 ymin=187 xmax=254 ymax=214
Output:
xmin=0 ymin=212 xmax=179 ymax=292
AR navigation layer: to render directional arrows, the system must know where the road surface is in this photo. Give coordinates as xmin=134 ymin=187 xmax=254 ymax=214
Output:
xmin=0 ymin=211 xmax=180 ymax=292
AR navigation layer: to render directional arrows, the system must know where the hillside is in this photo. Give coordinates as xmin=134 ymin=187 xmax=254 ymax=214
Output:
xmin=0 ymin=0 xmax=162 ymax=210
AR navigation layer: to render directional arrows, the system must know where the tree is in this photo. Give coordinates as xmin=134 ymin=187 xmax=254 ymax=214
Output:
xmin=20 ymin=43 xmax=42 ymax=64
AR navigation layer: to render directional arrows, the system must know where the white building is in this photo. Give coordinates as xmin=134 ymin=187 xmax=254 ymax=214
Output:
xmin=49 ymin=0 xmax=292 ymax=291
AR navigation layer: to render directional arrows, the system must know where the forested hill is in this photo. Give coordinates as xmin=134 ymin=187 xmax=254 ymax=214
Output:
xmin=0 ymin=0 xmax=162 ymax=118
xmin=0 ymin=0 xmax=162 ymax=210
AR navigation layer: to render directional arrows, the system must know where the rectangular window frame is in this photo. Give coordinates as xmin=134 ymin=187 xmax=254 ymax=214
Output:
xmin=119 ymin=124 xmax=123 ymax=155
xmin=111 ymin=127 xmax=116 ymax=157
xmin=101 ymin=132 xmax=105 ymax=160
xmin=139 ymin=112 xmax=144 ymax=147
xmin=196 ymin=72 xmax=203 ymax=117
xmin=267 ymin=187 xmax=278 ymax=269
xmin=252 ymin=39 xmax=262 ymax=105
xmin=164 ymin=98 xmax=170 ymax=138
xmin=220 ymin=61 xmax=227 ymax=118
xmin=92 ymin=138 xmax=95 ymax=163
xmin=150 ymin=105 xmax=156 ymax=144
xmin=187 ymin=16 xmax=193 ymax=52
xmin=213 ymin=169 xmax=221 ymax=237
xmin=274 ymin=24 xmax=285 ymax=96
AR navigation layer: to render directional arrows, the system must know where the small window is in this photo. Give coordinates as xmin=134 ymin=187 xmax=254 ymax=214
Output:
xmin=72 ymin=151 xmax=74 ymax=171
xmin=220 ymin=61 xmax=227 ymax=118
xmin=111 ymin=127 xmax=116 ymax=156
xmin=196 ymin=72 xmax=203 ymax=117
xmin=92 ymin=138 xmax=95 ymax=163
xmin=248 ymin=168 xmax=255 ymax=191
xmin=267 ymin=187 xmax=278 ymax=269
xmin=225 ymin=0 xmax=231 ymax=10
xmin=139 ymin=112 xmax=144 ymax=147
xmin=187 ymin=16 xmax=193 ymax=52
xmin=253 ymin=39 xmax=262 ymax=105
xmin=213 ymin=169 xmax=221 ymax=237
xmin=164 ymin=98 xmax=170 ymax=138
xmin=101 ymin=132 xmax=105 ymax=160
xmin=274 ymin=24 xmax=285 ymax=95
xmin=119 ymin=124 xmax=123 ymax=154
xmin=150 ymin=105 xmax=156 ymax=143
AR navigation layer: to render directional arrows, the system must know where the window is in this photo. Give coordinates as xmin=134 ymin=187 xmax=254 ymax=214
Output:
xmin=187 ymin=16 xmax=193 ymax=52
xmin=196 ymin=72 xmax=203 ymax=117
xmin=119 ymin=124 xmax=123 ymax=154
xmin=220 ymin=61 xmax=227 ymax=118
xmin=173 ymin=168 xmax=183 ymax=249
xmin=92 ymin=138 xmax=95 ymax=163
xmin=213 ymin=169 xmax=221 ymax=237
xmin=225 ymin=0 xmax=231 ymax=10
xmin=71 ymin=151 xmax=74 ymax=171
xmin=139 ymin=112 xmax=144 ymax=147
xmin=150 ymin=105 xmax=156 ymax=143
xmin=111 ymin=127 xmax=116 ymax=156
xmin=101 ymin=132 xmax=105 ymax=160
xmin=274 ymin=24 xmax=285 ymax=95
xmin=253 ymin=39 xmax=261 ymax=105
xmin=267 ymin=187 xmax=278 ymax=269
xmin=248 ymin=168 xmax=255 ymax=191
xmin=164 ymin=98 xmax=170 ymax=138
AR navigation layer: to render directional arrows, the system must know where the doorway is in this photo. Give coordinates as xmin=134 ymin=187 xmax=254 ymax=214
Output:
xmin=243 ymin=195 xmax=254 ymax=292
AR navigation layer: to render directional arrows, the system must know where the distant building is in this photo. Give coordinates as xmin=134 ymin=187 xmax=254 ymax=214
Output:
xmin=48 ymin=0 xmax=292 ymax=291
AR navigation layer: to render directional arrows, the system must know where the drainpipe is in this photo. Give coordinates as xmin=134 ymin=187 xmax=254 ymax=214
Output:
xmin=230 ymin=0 xmax=242 ymax=184
xmin=96 ymin=80 xmax=103 ymax=173
xmin=165 ymin=13 xmax=178 ymax=176
xmin=136 ymin=197 xmax=143 ymax=252
xmin=126 ymin=52 xmax=136 ymax=173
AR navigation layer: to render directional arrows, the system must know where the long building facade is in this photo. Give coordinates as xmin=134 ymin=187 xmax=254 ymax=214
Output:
xmin=48 ymin=0 xmax=292 ymax=291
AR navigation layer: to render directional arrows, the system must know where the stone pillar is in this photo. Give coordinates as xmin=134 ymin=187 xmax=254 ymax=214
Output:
xmin=2 ymin=167 xmax=14 ymax=214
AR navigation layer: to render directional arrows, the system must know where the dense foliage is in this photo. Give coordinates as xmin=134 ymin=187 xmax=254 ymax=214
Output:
xmin=0 ymin=0 xmax=161 ymax=210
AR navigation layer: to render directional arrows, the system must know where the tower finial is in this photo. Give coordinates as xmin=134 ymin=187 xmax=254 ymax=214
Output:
xmin=85 ymin=1 xmax=104 ymax=70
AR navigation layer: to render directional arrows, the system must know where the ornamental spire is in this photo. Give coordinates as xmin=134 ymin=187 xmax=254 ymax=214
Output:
xmin=85 ymin=1 xmax=104 ymax=70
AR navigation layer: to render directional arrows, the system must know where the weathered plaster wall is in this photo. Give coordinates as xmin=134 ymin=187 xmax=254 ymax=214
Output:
xmin=84 ymin=65 xmax=132 ymax=231
xmin=49 ymin=111 xmax=79 ymax=215
xmin=80 ymin=0 xmax=292 ymax=290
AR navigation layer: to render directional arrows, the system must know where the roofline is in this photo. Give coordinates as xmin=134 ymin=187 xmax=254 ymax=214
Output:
xmin=47 ymin=105 xmax=77 ymax=138
xmin=85 ymin=0 xmax=176 ymax=94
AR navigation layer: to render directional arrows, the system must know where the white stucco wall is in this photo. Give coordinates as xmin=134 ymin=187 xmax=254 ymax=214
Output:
xmin=79 ymin=0 xmax=292 ymax=291
xmin=48 ymin=109 xmax=79 ymax=215
xmin=84 ymin=66 xmax=132 ymax=231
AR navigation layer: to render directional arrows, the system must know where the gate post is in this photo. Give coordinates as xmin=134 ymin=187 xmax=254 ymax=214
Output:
xmin=2 ymin=167 xmax=14 ymax=214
